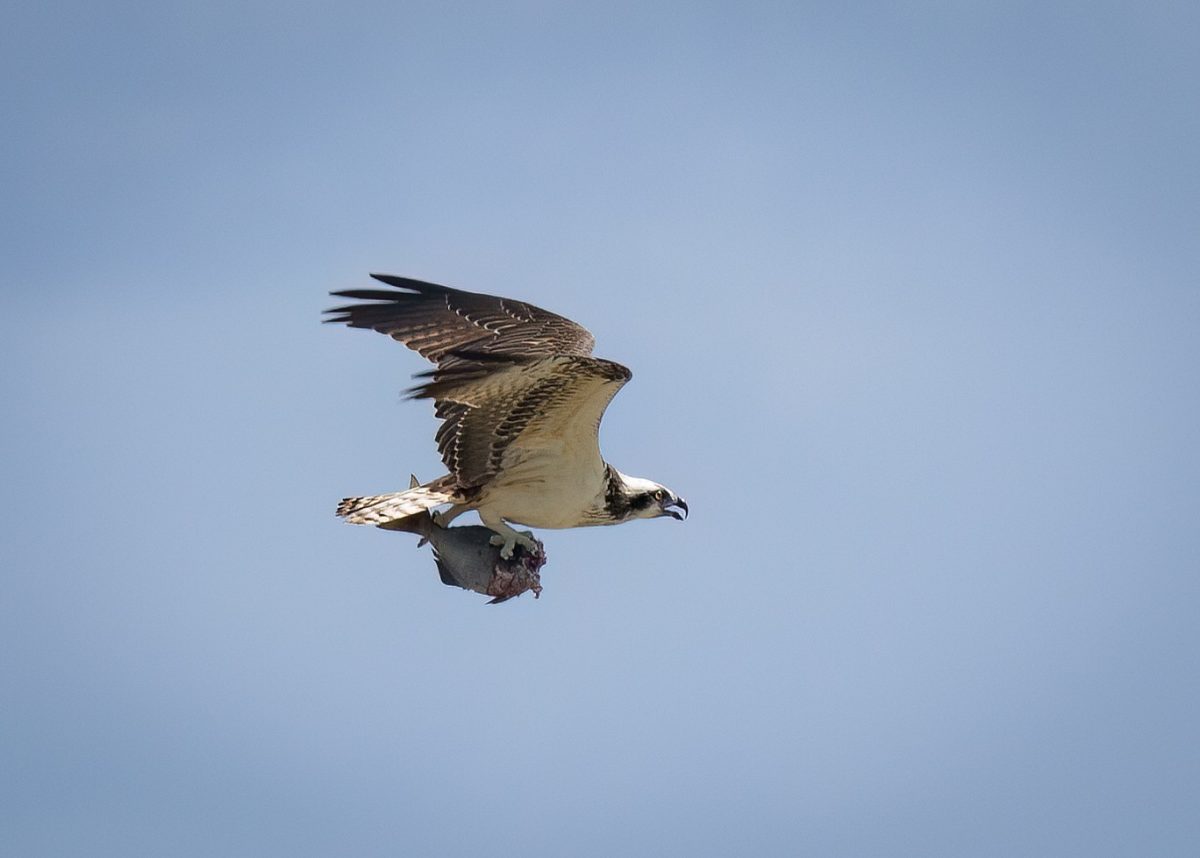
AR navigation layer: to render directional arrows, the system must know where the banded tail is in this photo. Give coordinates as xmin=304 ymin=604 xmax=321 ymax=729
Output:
xmin=336 ymin=475 xmax=458 ymax=526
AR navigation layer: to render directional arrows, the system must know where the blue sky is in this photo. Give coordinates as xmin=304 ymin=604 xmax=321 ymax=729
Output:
xmin=3 ymin=3 xmax=1198 ymax=855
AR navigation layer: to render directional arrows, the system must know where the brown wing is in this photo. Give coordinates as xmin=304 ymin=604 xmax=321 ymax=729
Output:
xmin=326 ymin=274 xmax=619 ymax=490
xmin=410 ymin=356 xmax=631 ymax=488
xmin=323 ymin=274 xmax=595 ymax=364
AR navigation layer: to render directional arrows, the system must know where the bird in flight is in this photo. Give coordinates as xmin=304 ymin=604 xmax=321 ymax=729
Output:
xmin=325 ymin=274 xmax=688 ymax=558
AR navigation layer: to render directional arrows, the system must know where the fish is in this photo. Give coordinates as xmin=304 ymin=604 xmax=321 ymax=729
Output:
xmin=377 ymin=478 xmax=546 ymax=603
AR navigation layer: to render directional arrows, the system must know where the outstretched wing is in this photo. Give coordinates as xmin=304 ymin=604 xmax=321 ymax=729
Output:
xmin=323 ymin=274 xmax=595 ymax=364
xmin=413 ymin=355 xmax=631 ymax=488
xmin=325 ymin=274 xmax=627 ymax=490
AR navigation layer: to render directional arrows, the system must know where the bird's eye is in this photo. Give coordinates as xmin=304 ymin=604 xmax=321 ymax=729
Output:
xmin=653 ymin=489 xmax=665 ymax=502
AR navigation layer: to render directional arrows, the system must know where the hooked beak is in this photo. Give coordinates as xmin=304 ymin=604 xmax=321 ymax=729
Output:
xmin=662 ymin=495 xmax=689 ymax=521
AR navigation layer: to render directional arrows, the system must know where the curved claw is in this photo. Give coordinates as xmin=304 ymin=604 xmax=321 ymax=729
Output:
xmin=488 ymin=532 xmax=514 ymax=559
xmin=432 ymin=504 xmax=469 ymax=529
xmin=488 ymin=530 xmax=538 ymax=560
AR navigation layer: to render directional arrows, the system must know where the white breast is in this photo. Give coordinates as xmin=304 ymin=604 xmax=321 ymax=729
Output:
xmin=476 ymin=438 xmax=606 ymax=529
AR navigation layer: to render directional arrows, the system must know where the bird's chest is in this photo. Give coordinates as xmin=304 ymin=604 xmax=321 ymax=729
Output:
xmin=480 ymin=440 xmax=604 ymax=528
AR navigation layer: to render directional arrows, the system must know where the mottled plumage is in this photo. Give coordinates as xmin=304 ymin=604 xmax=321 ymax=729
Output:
xmin=326 ymin=274 xmax=687 ymax=559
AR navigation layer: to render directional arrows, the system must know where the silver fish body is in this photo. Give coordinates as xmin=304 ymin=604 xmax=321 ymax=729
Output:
xmin=379 ymin=511 xmax=545 ymax=603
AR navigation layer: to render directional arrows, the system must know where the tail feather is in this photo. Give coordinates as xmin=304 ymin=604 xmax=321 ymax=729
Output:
xmin=336 ymin=476 xmax=456 ymax=526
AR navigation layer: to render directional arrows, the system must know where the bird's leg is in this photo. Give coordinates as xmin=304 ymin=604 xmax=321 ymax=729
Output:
xmin=479 ymin=513 xmax=538 ymax=560
xmin=489 ymin=529 xmax=539 ymax=560
xmin=431 ymin=504 xmax=469 ymax=529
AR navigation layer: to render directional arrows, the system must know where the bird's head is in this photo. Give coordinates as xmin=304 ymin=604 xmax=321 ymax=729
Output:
xmin=612 ymin=473 xmax=689 ymax=523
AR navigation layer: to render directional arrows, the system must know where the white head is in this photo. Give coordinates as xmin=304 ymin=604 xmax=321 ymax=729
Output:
xmin=608 ymin=471 xmax=689 ymax=523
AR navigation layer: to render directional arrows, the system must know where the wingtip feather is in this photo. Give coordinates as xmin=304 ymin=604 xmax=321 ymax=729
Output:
xmin=369 ymin=273 xmax=451 ymax=293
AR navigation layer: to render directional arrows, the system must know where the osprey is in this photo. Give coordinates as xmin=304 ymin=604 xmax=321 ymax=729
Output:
xmin=325 ymin=274 xmax=688 ymax=558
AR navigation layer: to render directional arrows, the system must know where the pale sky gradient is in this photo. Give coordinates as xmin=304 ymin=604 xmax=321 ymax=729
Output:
xmin=3 ymin=3 xmax=1199 ymax=856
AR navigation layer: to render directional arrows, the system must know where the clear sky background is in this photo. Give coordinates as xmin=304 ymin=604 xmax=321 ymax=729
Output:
xmin=3 ymin=3 xmax=1198 ymax=856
